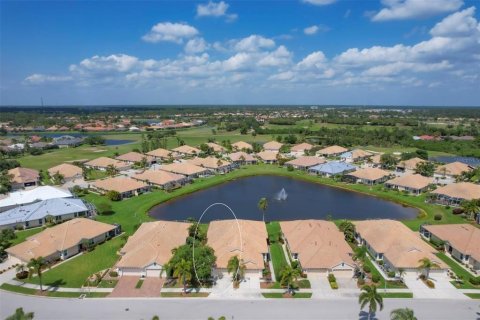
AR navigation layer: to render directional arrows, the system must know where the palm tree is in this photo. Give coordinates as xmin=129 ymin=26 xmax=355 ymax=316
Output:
xmin=227 ymin=255 xmax=246 ymax=284
xmin=5 ymin=307 xmax=34 ymax=320
xmin=106 ymin=164 xmax=118 ymax=177
xmin=358 ymin=284 xmax=383 ymax=319
xmin=353 ymin=245 xmax=368 ymax=264
xmin=280 ymin=266 xmax=300 ymax=295
xmin=258 ymin=197 xmax=268 ymax=222
xmin=390 ymin=308 xmax=417 ymax=320
xmin=461 ymin=199 xmax=480 ymax=221
xmin=27 ymin=257 xmax=48 ymax=291
xmin=173 ymin=258 xmax=192 ymax=293
xmin=418 ymin=257 xmax=440 ymax=279
xmin=397 ymin=268 xmax=406 ymax=282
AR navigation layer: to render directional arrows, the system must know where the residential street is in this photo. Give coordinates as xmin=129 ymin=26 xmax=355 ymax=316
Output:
xmin=1 ymin=290 xmax=479 ymax=320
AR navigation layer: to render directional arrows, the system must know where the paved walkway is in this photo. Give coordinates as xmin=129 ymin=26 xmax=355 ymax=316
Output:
xmin=109 ymin=276 xmax=163 ymax=297
xmin=403 ymin=273 xmax=466 ymax=299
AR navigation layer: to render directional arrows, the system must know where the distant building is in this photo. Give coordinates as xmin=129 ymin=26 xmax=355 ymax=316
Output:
xmin=232 ymin=141 xmax=253 ymax=151
xmin=52 ymin=135 xmax=83 ymax=148
xmin=431 ymin=182 xmax=480 ymax=206
xmin=316 ymin=145 xmax=348 ymax=157
xmin=285 ymin=156 xmax=325 ymax=170
xmin=48 ymin=163 xmax=83 ymax=182
xmin=92 ymin=177 xmax=150 ymax=199
xmin=345 ymin=167 xmax=390 ymax=185
xmin=256 ymin=151 xmax=278 ymax=164
xmin=290 ymin=143 xmax=313 ymax=157
xmin=8 ymin=167 xmax=40 ymax=190
xmin=132 ymin=169 xmax=186 ymax=190
xmin=385 ymin=174 xmax=433 ymax=195
xmin=171 ymin=145 xmax=201 ymax=157
xmin=308 ymin=161 xmax=356 ymax=177
xmin=187 ymin=157 xmax=233 ymax=174
xmin=263 ymin=141 xmax=283 ymax=152
xmin=84 ymin=157 xmax=131 ymax=171
xmin=228 ymin=152 xmax=257 ymax=165
xmin=0 ymin=186 xmax=72 ymax=212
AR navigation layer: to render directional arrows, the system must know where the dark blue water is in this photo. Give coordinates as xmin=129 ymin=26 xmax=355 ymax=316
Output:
xmin=104 ymin=139 xmax=134 ymax=146
xmin=430 ymin=156 xmax=480 ymax=167
xmin=149 ymin=176 xmax=418 ymax=222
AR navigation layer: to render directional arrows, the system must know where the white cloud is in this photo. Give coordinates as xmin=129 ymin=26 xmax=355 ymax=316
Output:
xmin=430 ymin=6 xmax=478 ymax=37
xmin=297 ymin=51 xmax=327 ymax=69
xmin=71 ymin=54 xmax=139 ymax=74
xmin=24 ymin=74 xmax=72 ymax=84
xmin=185 ymin=38 xmax=209 ymax=54
xmin=302 ymin=0 xmax=336 ymax=6
xmin=372 ymin=0 xmax=463 ymax=21
xmin=233 ymin=35 xmax=275 ymax=52
xmin=197 ymin=1 xmax=238 ymax=21
xmin=257 ymin=46 xmax=292 ymax=67
xmin=269 ymin=71 xmax=295 ymax=81
xmin=304 ymin=25 xmax=319 ymax=35
xmin=142 ymin=22 xmax=199 ymax=43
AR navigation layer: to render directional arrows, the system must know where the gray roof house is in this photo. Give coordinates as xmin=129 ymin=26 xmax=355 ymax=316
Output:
xmin=52 ymin=135 xmax=83 ymax=148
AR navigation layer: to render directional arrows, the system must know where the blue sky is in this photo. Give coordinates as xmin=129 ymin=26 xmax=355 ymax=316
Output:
xmin=1 ymin=0 xmax=479 ymax=106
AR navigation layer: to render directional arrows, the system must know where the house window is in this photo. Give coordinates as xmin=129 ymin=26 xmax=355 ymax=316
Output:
xmin=39 ymin=219 xmax=43 ymax=225
xmin=74 ymin=212 xmax=78 ymax=217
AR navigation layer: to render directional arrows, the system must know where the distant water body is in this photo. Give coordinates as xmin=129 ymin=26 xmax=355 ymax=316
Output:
xmin=430 ymin=156 xmax=480 ymax=167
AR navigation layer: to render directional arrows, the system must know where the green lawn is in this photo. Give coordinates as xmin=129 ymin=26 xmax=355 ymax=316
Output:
xmin=269 ymin=243 xmax=289 ymax=282
xmin=465 ymin=293 xmax=480 ymax=299
xmin=135 ymin=279 xmax=144 ymax=289
xmin=262 ymin=292 xmax=312 ymax=298
xmin=12 ymin=227 xmax=44 ymax=245
xmin=0 ymin=283 xmax=37 ymax=295
xmin=379 ymin=292 xmax=413 ymax=298
xmin=266 ymin=221 xmax=282 ymax=243
xmin=436 ymin=252 xmax=480 ymax=289
xmin=160 ymin=292 xmax=209 ymax=297
xmin=97 ymin=279 xmax=118 ymax=288
xmin=25 ymin=237 xmax=123 ymax=288
xmin=363 ymin=256 xmax=407 ymax=289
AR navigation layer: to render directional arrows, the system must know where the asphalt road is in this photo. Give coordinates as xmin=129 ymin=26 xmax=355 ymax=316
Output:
xmin=1 ymin=291 xmax=479 ymax=320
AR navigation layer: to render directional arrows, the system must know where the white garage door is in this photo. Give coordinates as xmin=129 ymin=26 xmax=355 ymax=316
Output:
xmin=332 ymin=269 xmax=353 ymax=278
xmin=146 ymin=269 xmax=161 ymax=278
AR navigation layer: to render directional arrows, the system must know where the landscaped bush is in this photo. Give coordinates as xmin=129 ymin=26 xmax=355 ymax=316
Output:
xmin=363 ymin=265 xmax=371 ymax=273
xmin=16 ymin=271 xmax=29 ymax=280
xmin=106 ymin=190 xmax=121 ymax=201
xmin=109 ymin=271 xmax=118 ymax=278
xmin=328 ymin=273 xmax=336 ymax=283
xmin=469 ymin=277 xmax=480 ymax=286
xmin=426 ymin=279 xmax=435 ymax=288
xmin=434 ymin=214 xmax=443 ymax=221
xmin=286 ymin=164 xmax=294 ymax=172
xmin=387 ymin=271 xmax=396 ymax=278
xmin=330 ymin=281 xmax=338 ymax=289
xmin=357 ymin=278 xmax=365 ymax=286
xmin=378 ymin=260 xmax=384 ymax=266
xmin=452 ymin=208 xmax=464 ymax=215
xmin=371 ymin=274 xmax=380 ymax=283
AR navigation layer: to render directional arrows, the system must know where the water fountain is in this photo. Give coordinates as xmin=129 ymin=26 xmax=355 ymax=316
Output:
xmin=275 ymin=188 xmax=288 ymax=201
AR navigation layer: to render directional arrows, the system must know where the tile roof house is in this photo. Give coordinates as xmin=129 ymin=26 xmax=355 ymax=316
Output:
xmin=0 ymin=198 xmax=92 ymax=230
xmin=206 ymin=142 xmax=227 ymax=153
xmin=263 ymin=141 xmax=283 ymax=152
xmin=48 ymin=163 xmax=83 ymax=181
xmin=52 ymin=135 xmax=83 ymax=148
xmin=132 ymin=169 xmax=186 ymax=190
xmin=116 ymin=221 xmax=189 ymax=277
xmin=281 ymin=220 xmax=355 ymax=276
xmin=232 ymin=141 xmax=253 ymax=151
xmin=187 ymin=157 xmax=233 ymax=173
xmin=308 ymin=161 xmax=356 ymax=177
xmin=396 ymin=157 xmax=426 ymax=173
xmin=159 ymin=162 xmax=209 ymax=179
xmin=290 ymin=143 xmax=314 ymax=157
xmin=431 ymin=182 xmax=480 ymax=206
xmin=434 ymin=161 xmax=473 ymax=178
xmin=421 ymin=224 xmax=480 ymax=272
xmin=92 ymin=176 xmax=150 ymax=199
xmin=146 ymin=148 xmax=181 ymax=161
xmin=84 ymin=157 xmax=131 ymax=171
xmin=285 ymin=156 xmax=326 ymax=170
xmin=115 ymin=152 xmax=155 ymax=165
xmin=256 ymin=151 xmax=279 ymax=164
xmin=6 ymin=218 xmax=119 ymax=263
xmin=171 ymin=145 xmax=201 ymax=157
xmin=207 ymin=219 xmax=268 ymax=273
xmin=340 ymin=149 xmax=374 ymax=163
xmin=8 ymin=167 xmax=40 ymax=190
xmin=345 ymin=167 xmax=391 ymax=185
xmin=0 ymin=186 xmax=72 ymax=213
xmin=385 ymin=174 xmax=433 ymax=195
xmin=316 ymin=145 xmax=348 ymax=157
xmin=228 ymin=152 xmax=257 ymax=165
xmin=354 ymin=219 xmax=447 ymax=274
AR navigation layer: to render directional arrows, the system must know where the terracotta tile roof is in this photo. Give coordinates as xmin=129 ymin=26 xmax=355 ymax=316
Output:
xmin=187 ymin=157 xmax=231 ymax=169
xmin=354 ymin=219 xmax=446 ymax=269
xmin=286 ymin=156 xmax=325 ymax=168
xmin=371 ymin=154 xmax=383 ymax=164
xmin=172 ymin=145 xmax=201 ymax=155
xmin=256 ymin=151 xmax=278 ymax=161
xmin=435 ymin=162 xmax=473 ymax=176
xmin=85 ymin=157 xmax=129 ymax=169
xmin=348 ymin=168 xmax=390 ymax=181
xmin=281 ymin=220 xmax=355 ymax=269
xmin=291 ymin=143 xmax=313 ymax=152
xmin=133 ymin=169 xmax=185 ymax=186
xmin=92 ymin=176 xmax=148 ymax=194
xmin=228 ymin=152 xmax=256 ymax=162
xmin=115 ymin=152 xmax=154 ymax=163
xmin=432 ymin=182 xmax=480 ymax=201
xmin=116 ymin=221 xmax=190 ymax=268
xmin=48 ymin=163 xmax=82 ymax=179
xmin=146 ymin=148 xmax=180 ymax=159
xmin=207 ymin=219 xmax=268 ymax=270
xmin=206 ymin=142 xmax=226 ymax=152
xmin=6 ymin=218 xmax=116 ymax=262
xmin=232 ymin=141 xmax=253 ymax=150
xmin=159 ymin=163 xmax=208 ymax=176
xmin=398 ymin=157 xmax=426 ymax=170
xmin=8 ymin=167 xmax=39 ymax=184
xmin=263 ymin=141 xmax=283 ymax=150
xmin=317 ymin=145 xmax=348 ymax=155
xmin=349 ymin=149 xmax=374 ymax=159
xmin=424 ymin=224 xmax=480 ymax=262
xmin=385 ymin=174 xmax=433 ymax=190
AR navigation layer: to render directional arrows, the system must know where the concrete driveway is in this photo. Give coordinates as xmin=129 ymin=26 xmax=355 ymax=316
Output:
xmin=209 ymin=272 xmax=262 ymax=299
xmin=109 ymin=276 xmax=163 ymax=297
xmin=309 ymin=273 xmax=359 ymax=299
xmin=403 ymin=273 xmax=465 ymax=299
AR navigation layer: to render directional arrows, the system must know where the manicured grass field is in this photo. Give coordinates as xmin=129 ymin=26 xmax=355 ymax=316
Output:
xmin=0 ymin=283 xmax=109 ymax=298
xmin=262 ymin=292 xmax=312 ymax=298
xmin=97 ymin=279 xmax=118 ymax=288
xmin=12 ymin=227 xmax=45 ymax=245
xmin=436 ymin=252 xmax=480 ymax=290
xmin=379 ymin=292 xmax=413 ymax=298
xmin=269 ymin=243 xmax=289 ymax=282
xmin=266 ymin=221 xmax=282 ymax=243
xmin=363 ymin=255 xmax=407 ymax=289
xmin=465 ymin=293 xmax=480 ymax=299
xmin=0 ymin=283 xmax=37 ymax=295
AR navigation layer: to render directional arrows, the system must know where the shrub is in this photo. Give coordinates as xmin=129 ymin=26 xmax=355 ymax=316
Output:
xmin=106 ymin=190 xmax=121 ymax=201
xmin=434 ymin=214 xmax=443 ymax=221
xmin=387 ymin=271 xmax=396 ymax=278
xmin=328 ymin=273 xmax=336 ymax=283
xmin=109 ymin=271 xmax=118 ymax=278
xmin=96 ymin=202 xmax=113 ymax=215
xmin=426 ymin=279 xmax=435 ymax=288
xmin=330 ymin=281 xmax=338 ymax=289
xmin=469 ymin=277 xmax=480 ymax=286
xmin=363 ymin=265 xmax=371 ymax=273
xmin=16 ymin=271 xmax=29 ymax=279
xmin=357 ymin=278 xmax=365 ymax=286
xmin=286 ymin=164 xmax=294 ymax=172
xmin=452 ymin=208 xmax=464 ymax=215
xmin=371 ymin=274 xmax=380 ymax=283
xmin=378 ymin=260 xmax=384 ymax=266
